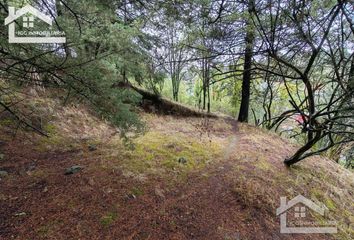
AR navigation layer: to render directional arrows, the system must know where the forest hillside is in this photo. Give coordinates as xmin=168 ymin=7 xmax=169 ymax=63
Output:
xmin=0 ymin=1 xmax=353 ymax=239
xmin=0 ymin=92 xmax=353 ymax=240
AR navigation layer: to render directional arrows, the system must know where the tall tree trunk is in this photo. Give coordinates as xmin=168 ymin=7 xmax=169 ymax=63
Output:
xmin=202 ymin=58 xmax=207 ymax=110
xmin=238 ymin=0 xmax=255 ymax=122
xmin=207 ymin=58 xmax=211 ymax=113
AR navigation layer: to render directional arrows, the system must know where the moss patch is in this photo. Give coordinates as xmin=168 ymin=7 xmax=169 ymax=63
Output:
xmin=130 ymin=186 xmax=144 ymax=197
xmin=106 ymin=131 xmax=222 ymax=183
xmin=100 ymin=211 xmax=118 ymax=227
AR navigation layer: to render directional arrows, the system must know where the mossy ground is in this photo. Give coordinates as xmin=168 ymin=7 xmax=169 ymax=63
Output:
xmin=99 ymin=130 xmax=222 ymax=184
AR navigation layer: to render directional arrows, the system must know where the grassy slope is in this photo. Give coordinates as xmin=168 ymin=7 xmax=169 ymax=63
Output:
xmin=0 ymin=94 xmax=353 ymax=240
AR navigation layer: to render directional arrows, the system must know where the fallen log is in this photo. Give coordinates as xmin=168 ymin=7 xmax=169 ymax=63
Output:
xmin=113 ymin=81 xmax=218 ymax=118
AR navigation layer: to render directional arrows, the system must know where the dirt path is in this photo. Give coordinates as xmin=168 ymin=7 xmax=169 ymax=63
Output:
xmin=223 ymin=119 xmax=239 ymax=161
xmin=142 ymin=119 xmax=334 ymax=240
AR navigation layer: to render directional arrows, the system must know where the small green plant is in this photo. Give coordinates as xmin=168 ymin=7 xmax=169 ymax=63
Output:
xmin=100 ymin=211 xmax=118 ymax=227
xmin=130 ymin=187 xmax=144 ymax=197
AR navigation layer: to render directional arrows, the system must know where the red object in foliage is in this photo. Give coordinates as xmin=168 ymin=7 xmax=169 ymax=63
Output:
xmin=294 ymin=114 xmax=306 ymax=124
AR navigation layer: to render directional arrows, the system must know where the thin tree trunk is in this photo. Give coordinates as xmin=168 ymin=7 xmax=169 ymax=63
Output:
xmin=349 ymin=56 xmax=354 ymax=92
xmin=56 ymin=0 xmax=71 ymax=57
xmin=207 ymin=58 xmax=211 ymax=113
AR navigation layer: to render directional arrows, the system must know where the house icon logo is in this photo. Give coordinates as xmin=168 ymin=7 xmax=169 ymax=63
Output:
xmin=276 ymin=195 xmax=337 ymax=234
xmin=4 ymin=5 xmax=66 ymax=43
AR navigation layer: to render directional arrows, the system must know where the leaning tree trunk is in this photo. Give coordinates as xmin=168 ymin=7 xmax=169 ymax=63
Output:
xmin=238 ymin=0 xmax=255 ymax=123
xmin=284 ymin=130 xmax=322 ymax=166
